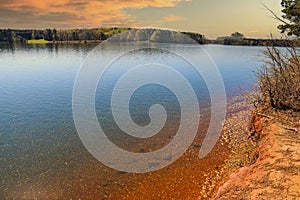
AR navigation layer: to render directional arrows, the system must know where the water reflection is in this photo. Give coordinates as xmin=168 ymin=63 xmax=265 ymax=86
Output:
xmin=0 ymin=42 xmax=96 ymax=55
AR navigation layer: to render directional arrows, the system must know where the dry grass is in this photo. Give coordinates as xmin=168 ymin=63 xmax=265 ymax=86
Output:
xmin=255 ymin=44 xmax=300 ymax=111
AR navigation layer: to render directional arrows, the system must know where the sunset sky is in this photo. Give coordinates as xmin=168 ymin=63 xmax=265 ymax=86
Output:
xmin=0 ymin=0 xmax=283 ymax=39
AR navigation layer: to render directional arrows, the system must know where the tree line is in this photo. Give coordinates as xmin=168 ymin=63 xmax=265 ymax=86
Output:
xmin=0 ymin=28 xmax=130 ymax=43
xmin=0 ymin=27 xmax=290 ymax=46
xmin=107 ymin=29 xmax=206 ymax=44
xmin=0 ymin=28 xmax=206 ymax=44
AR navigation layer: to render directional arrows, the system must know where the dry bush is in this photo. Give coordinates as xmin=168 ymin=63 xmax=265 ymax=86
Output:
xmin=256 ymin=44 xmax=300 ymax=111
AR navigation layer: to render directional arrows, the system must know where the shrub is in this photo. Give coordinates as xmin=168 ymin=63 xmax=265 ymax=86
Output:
xmin=256 ymin=44 xmax=300 ymax=111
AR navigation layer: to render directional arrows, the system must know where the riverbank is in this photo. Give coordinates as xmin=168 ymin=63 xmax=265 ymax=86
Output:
xmin=215 ymin=107 xmax=300 ymax=199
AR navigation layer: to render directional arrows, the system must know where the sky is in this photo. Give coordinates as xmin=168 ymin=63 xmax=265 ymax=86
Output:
xmin=0 ymin=0 xmax=283 ymax=39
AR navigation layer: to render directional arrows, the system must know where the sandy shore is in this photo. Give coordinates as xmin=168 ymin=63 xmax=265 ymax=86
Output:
xmin=118 ymin=96 xmax=257 ymax=199
xmin=215 ymin=107 xmax=300 ymax=199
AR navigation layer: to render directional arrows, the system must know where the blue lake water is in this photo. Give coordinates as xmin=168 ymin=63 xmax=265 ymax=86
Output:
xmin=0 ymin=43 xmax=264 ymax=198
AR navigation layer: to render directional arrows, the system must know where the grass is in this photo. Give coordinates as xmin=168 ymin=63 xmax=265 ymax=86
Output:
xmin=26 ymin=39 xmax=49 ymax=44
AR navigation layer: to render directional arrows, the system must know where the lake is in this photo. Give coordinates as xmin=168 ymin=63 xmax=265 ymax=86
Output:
xmin=0 ymin=43 xmax=264 ymax=199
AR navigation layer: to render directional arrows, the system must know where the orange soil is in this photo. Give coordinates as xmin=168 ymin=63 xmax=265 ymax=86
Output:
xmin=215 ymin=109 xmax=300 ymax=199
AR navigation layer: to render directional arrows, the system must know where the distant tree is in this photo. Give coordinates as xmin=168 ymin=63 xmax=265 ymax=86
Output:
xmin=84 ymin=30 xmax=91 ymax=40
xmin=58 ymin=30 xmax=64 ymax=41
xmin=42 ymin=29 xmax=53 ymax=41
xmin=231 ymin=32 xmax=244 ymax=39
xmin=32 ymin=30 xmax=38 ymax=39
xmin=99 ymin=32 xmax=107 ymax=40
xmin=72 ymin=30 xmax=79 ymax=40
xmin=6 ymin=29 xmax=14 ymax=43
xmin=53 ymin=29 xmax=58 ymax=41
xmin=0 ymin=30 xmax=3 ymax=42
xmin=31 ymin=29 xmax=43 ymax=40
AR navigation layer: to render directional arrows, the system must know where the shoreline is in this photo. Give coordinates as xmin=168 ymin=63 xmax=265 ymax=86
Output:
xmin=0 ymin=39 xmax=294 ymax=47
xmin=120 ymin=96 xmax=257 ymax=199
xmin=215 ymin=107 xmax=300 ymax=199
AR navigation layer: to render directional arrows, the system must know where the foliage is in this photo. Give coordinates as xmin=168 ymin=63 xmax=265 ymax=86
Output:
xmin=278 ymin=0 xmax=300 ymax=36
xmin=0 ymin=28 xmax=207 ymax=44
xmin=108 ymin=28 xmax=206 ymax=44
xmin=0 ymin=28 xmax=130 ymax=43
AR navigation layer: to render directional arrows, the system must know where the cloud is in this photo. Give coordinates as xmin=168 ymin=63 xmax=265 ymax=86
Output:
xmin=0 ymin=0 xmax=190 ymax=28
xmin=161 ymin=14 xmax=185 ymax=23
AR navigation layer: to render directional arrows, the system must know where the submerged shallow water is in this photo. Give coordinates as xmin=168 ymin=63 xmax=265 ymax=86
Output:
xmin=0 ymin=43 xmax=264 ymax=199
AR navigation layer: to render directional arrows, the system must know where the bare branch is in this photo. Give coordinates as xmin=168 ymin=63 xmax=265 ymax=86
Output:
xmin=263 ymin=4 xmax=290 ymax=26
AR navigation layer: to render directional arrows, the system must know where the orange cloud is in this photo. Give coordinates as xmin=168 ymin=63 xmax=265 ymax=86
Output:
xmin=0 ymin=0 xmax=190 ymax=28
xmin=161 ymin=15 xmax=185 ymax=22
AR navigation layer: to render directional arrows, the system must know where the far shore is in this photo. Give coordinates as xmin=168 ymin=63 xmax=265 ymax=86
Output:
xmin=51 ymin=40 xmax=104 ymax=44
xmin=45 ymin=39 xmax=295 ymax=47
xmin=1 ymin=39 xmax=293 ymax=47
xmin=0 ymin=28 xmax=296 ymax=47
xmin=25 ymin=39 xmax=104 ymax=44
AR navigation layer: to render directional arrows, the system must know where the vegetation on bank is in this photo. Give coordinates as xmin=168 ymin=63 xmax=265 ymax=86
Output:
xmin=254 ymin=0 xmax=300 ymax=112
xmin=0 ymin=28 xmax=130 ymax=44
xmin=0 ymin=28 xmax=206 ymax=44
xmin=209 ymin=37 xmax=292 ymax=46
xmin=217 ymin=2 xmax=300 ymax=198
xmin=107 ymin=29 xmax=206 ymax=44
xmin=255 ymin=45 xmax=300 ymax=111
xmin=0 ymin=28 xmax=295 ymax=46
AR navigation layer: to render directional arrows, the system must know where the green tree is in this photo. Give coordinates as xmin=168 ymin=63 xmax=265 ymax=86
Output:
xmin=277 ymin=0 xmax=300 ymax=36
